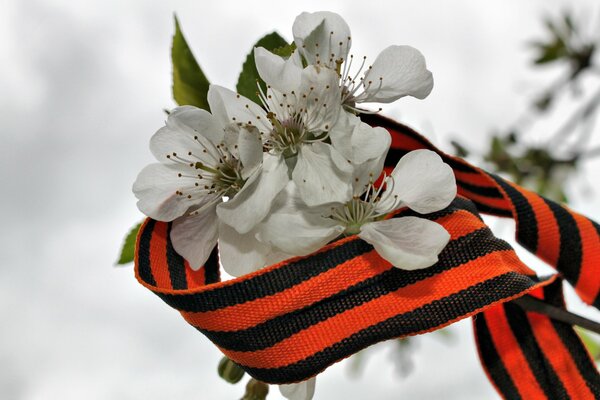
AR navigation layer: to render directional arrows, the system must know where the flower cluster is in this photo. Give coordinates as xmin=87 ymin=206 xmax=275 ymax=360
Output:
xmin=133 ymin=11 xmax=456 ymax=399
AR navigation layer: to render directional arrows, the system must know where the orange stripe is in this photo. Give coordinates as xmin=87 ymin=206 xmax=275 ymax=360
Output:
xmin=185 ymin=210 xmax=482 ymax=332
xmin=572 ymin=213 xmax=600 ymax=305
xmin=454 ymin=169 xmax=502 ymax=188
xmin=183 ymin=249 xmax=388 ymax=331
xmin=526 ymin=311 xmax=595 ymax=399
xmin=149 ymin=222 xmax=174 ymax=290
xmin=223 ymin=250 xmax=530 ymax=368
xmin=485 ymin=306 xmax=548 ymax=399
xmin=519 ymin=189 xmax=560 ymax=266
xmin=389 ymin=133 xmax=429 ymax=151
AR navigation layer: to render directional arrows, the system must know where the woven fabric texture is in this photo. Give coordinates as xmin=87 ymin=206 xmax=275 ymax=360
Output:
xmin=134 ymin=115 xmax=600 ymax=397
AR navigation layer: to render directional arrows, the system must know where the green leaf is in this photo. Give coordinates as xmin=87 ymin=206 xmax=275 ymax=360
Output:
xmin=116 ymin=221 xmax=143 ymax=265
xmin=577 ymin=328 xmax=600 ymax=361
xmin=172 ymin=15 xmax=210 ymax=110
xmin=272 ymin=42 xmax=297 ymax=58
xmin=236 ymin=32 xmax=288 ymax=105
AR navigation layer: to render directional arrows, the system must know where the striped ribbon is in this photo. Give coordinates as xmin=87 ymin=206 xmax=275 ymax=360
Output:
xmin=135 ymin=114 xmax=600 ymax=398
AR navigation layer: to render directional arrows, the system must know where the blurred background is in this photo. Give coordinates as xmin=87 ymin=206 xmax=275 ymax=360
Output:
xmin=2 ymin=0 xmax=600 ymax=399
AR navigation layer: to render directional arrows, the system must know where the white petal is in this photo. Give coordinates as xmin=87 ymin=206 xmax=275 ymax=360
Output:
xmin=292 ymin=142 xmax=352 ymax=207
xmin=254 ymin=46 xmax=303 ymax=93
xmin=257 ymin=183 xmax=343 ymax=255
xmin=207 ymin=85 xmax=270 ymax=134
xmin=297 ymin=66 xmax=342 ymax=133
xmin=384 ymin=149 xmax=456 ymax=214
xmin=218 ymin=222 xmax=273 ymax=277
xmin=329 ymin=112 xmax=391 ymax=164
xmin=280 ymin=377 xmax=316 ymax=400
xmin=293 ymin=11 xmax=351 ymax=67
xmin=361 ymin=45 xmax=433 ymax=103
xmin=237 ymin=126 xmax=263 ymax=179
xmin=170 ymin=204 xmax=219 ymax=270
xmin=150 ymin=110 xmax=222 ymax=165
xmin=133 ymin=163 xmax=206 ymax=221
xmin=217 ymin=153 xmax=288 ymax=234
xmin=351 ymin=154 xmax=387 ymax=196
xmin=165 ymin=106 xmax=224 ymax=144
xmin=359 ymin=217 xmax=450 ymax=270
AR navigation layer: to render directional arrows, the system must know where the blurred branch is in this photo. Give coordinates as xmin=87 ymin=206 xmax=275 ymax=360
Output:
xmin=514 ymin=295 xmax=600 ymax=334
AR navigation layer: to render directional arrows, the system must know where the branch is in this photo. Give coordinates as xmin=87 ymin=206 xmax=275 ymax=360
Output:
xmin=514 ymin=295 xmax=600 ymax=334
xmin=548 ymin=85 xmax=600 ymax=146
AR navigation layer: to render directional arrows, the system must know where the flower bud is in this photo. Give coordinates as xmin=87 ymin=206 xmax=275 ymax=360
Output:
xmin=218 ymin=356 xmax=245 ymax=384
xmin=241 ymin=378 xmax=269 ymax=400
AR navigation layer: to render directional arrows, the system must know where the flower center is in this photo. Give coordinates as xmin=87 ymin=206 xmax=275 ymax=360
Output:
xmin=256 ymin=85 xmax=332 ymax=157
xmin=329 ymin=178 xmax=400 ymax=236
xmin=167 ymin=138 xmax=247 ymax=210
xmin=338 ymin=55 xmax=383 ymax=113
xmin=330 ymin=197 xmax=378 ymax=236
xmin=266 ymin=112 xmax=308 ymax=157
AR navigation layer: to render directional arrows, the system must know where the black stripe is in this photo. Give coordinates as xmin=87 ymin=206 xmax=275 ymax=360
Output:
xmin=542 ymin=282 xmax=600 ymax=396
xmin=543 ymin=198 xmax=583 ymax=286
xmin=201 ymin=227 xmax=511 ymax=352
xmin=155 ymin=238 xmax=374 ymax=312
xmin=384 ymin=147 xmax=476 ymax=175
xmin=361 ymin=113 xmax=433 ymax=150
xmin=472 ymin=202 xmax=513 ymax=218
xmin=204 ymin=247 xmax=221 ymax=284
xmin=137 ymin=219 xmax=157 ymax=286
xmin=241 ymin=273 xmax=543 ymax=384
xmin=457 ymin=179 xmax=504 ymax=199
xmin=474 ymin=314 xmax=522 ymax=400
xmin=166 ymin=222 xmax=188 ymax=290
xmin=503 ymin=302 xmax=569 ymax=399
xmin=491 ymin=174 xmax=539 ymax=253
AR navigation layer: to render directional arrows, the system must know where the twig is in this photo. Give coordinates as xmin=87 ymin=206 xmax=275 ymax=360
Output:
xmin=548 ymin=85 xmax=600 ymax=146
xmin=514 ymin=295 xmax=600 ymax=334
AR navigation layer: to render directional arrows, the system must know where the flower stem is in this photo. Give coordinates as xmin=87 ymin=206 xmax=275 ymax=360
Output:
xmin=513 ymin=295 xmax=600 ymax=334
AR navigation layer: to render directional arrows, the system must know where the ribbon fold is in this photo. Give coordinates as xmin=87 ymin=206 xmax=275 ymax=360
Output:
xmin=135 ymin=115 xmax=600 ymax=399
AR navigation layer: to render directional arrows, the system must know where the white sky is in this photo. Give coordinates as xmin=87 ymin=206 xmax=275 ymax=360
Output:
xmin=2 ymin=1 xmax=600 ymax=399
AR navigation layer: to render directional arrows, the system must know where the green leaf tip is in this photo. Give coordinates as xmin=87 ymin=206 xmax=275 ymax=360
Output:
xmin=172 ymin=14 xmax=211 ymax=110
xmin=116 ymin=221 xmax=143 ymax=265
xmin=236 ymin=31 xmax=289 ymax=105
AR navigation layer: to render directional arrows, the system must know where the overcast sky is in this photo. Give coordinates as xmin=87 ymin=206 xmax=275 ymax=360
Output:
xmin=2 ymin=1 xmax=600 ymax=399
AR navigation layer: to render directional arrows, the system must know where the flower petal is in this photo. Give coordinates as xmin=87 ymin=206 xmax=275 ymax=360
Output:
xmin=207 ymin=85 xmax=270 ymax=134
xmin=217 ymin=153 xmax=288 ymax=234
xmin=359 ymin=217 xmax=450 ymax=270
xmin=218 ymin=222 xmax=275 ymax=277
xmin=170 ymin=204 xmax=219 ymax=270
xmin=257 ymin=182 xmax=343 ymax=255
xmin=254 ymin=46 xmax=303 ymax=93
xmin=386 ymin=149 xmax=456 ymax=214
xmin=280 ymin=377 xmax=316 ymax=400
xmin=361 ymin=45 xmax=433 ymax=103
xmin=297 ymin=66 xmax=342 ymax=133
xmin=150 ymin=108 xmax=223 ymax=165
xmin=133 ymin=163 xmax=207 ymax=221
xmin=237 ymin=126 xmax=263 ymax=179
xmin=329 ymin=112 xmax=391 ymax=164
xmin=292 ymin=142 xmax=352 ymax=207
xmin=165 ymin=106 xmax=224 ymax=144
xmin=293 ymin=11 xmax=351 ymax=68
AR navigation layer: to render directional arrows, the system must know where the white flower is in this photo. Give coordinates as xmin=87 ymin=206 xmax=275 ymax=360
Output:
xmin=279 ymin=378 xmax=316 ymax=400
xmin=257 ymin=150 xmax=457 ymax=270
xmin=132 ymin=92 xmax=288 ymax=272
xmin=292 ymin=11 xmax=434 ymax=111
xmin=210 ymin=65 xmax=356 ymax=208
